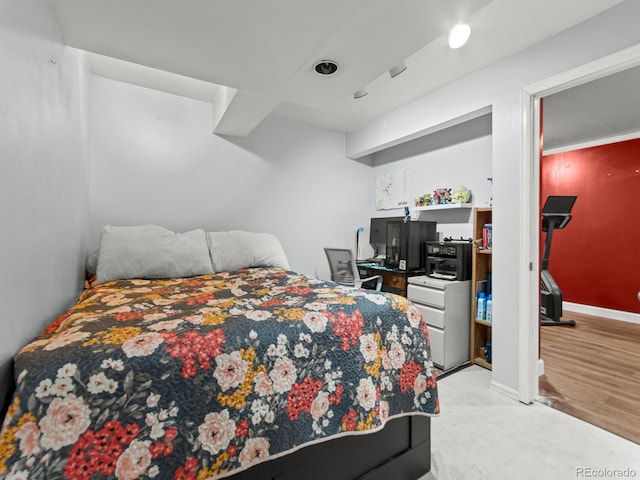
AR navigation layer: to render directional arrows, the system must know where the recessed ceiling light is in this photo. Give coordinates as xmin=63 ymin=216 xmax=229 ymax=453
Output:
xmin=448 ymin=24 xmax=471 ymax=49
xmin=313 ymin=60 xmax=339 ymax=76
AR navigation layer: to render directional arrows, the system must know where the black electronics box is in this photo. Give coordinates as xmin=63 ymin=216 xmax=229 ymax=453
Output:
xmin=425 ymin=240 xmax=472 ymax=280
xmin=385 ymin=221 xmax=437 ymax=271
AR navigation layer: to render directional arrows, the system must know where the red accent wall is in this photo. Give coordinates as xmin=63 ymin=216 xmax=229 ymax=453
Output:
xmin=541 ymin=139 xmax=640 ymax=314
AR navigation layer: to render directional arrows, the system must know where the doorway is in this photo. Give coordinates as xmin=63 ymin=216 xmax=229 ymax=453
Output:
xmin=535 ymin=68 xmax=640 ymax=442
xmin=519 ymin=44 xmax=640 ymax=406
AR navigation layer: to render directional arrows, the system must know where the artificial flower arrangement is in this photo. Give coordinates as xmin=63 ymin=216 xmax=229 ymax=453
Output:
xmin=414 ymin=193 xmax=433 ymax=206
xmin=433 ymin=188 xmax=452 ymax=204
xmin=414 ymin=185 xmax=471 ymax=206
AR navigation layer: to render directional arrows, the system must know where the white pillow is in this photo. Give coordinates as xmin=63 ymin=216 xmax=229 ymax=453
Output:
xmin=207 ymin=231 xmax=290 ymax=272
xmin=86 ymin=247 xmax=99 ymax=275
xmin=96 ymin=225 xmax=214 ymax=284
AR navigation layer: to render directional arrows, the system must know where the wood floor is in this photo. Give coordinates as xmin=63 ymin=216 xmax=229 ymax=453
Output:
xmin=539 ymin=310 xmax=640 ymax=444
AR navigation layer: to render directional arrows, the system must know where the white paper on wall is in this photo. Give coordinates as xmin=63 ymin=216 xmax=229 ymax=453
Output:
xmin=375 ymin=168 xmax=410 ymax=210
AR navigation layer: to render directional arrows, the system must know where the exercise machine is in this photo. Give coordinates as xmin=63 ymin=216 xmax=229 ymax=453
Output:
xmin=540 ymin=195 xmax=578 ymax=327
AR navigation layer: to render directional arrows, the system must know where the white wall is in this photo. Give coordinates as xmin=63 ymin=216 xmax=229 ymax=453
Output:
xmin=0 ymin=0 xmax=91 ymax=411
xmin=89 ymin=76 xmax=373 ymax=280
xmin=347 ymin=0 xmax=640 ymax=394
xmin=369 ymin=114 xmax=492 ymax=240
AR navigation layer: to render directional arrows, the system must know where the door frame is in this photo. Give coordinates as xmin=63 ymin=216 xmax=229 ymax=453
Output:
xmin=519 ymin=43 xmax=640 ymax=403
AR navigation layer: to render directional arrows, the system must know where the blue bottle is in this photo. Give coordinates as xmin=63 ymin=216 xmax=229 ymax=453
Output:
xmin=484 ymin=342 xmax=492 ymax=363
xmin=476 ymin=292 xmax=486 ymax=320
xmin=486 ymin=294 xmax=493 ymax=323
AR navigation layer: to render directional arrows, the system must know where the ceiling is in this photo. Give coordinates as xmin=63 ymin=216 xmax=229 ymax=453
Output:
xmin=543 ymin=65 xmax=640 ymax=152
xmin=50 ymin=0 xmax=624 ymax=137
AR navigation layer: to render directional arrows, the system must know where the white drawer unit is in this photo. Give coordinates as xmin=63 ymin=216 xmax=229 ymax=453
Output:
xmin=407 ymin=276 xmax=470 ymax=370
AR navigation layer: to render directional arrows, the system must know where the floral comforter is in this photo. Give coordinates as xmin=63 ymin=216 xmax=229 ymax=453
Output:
xmin=0 ymin=268 xmax=439 ymax=479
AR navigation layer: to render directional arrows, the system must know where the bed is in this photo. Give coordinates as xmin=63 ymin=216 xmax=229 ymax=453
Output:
xmin=0 ymin=227 xmax=439 ymax=479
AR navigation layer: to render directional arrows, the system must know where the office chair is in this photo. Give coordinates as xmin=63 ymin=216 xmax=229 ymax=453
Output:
xmin=324 ymin=248 xmax=383 ymax=291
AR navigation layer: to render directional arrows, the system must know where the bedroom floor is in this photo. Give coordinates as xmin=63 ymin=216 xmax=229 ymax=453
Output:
xmin=422 ymin=366 xmax=640 ymax=480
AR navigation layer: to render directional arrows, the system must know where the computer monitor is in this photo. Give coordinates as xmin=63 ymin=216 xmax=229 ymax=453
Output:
xmin=369 ymin=217 xmax=402 ymax=256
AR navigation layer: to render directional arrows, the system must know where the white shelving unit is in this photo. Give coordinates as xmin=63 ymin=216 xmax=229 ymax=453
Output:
xmin=411 ymin=203 xmax=473 ymax=212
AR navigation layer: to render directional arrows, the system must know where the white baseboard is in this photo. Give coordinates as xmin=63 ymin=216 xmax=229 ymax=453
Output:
xmin=564 ymin=302 xmax=640 ymax=325
xmin=490 ymin=379 xmax=520 ymax=402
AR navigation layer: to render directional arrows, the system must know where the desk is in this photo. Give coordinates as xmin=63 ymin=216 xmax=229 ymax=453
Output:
xmin=356 ymin=263 xmax=422 ymax=297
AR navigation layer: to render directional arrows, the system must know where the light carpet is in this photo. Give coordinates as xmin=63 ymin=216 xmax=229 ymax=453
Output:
xmin=421 ymin=366 xmax=640 ymax=480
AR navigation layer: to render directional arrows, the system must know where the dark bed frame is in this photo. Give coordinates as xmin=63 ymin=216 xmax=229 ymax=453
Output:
xmin=229 ymin=415 xmax=431 ymax=480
